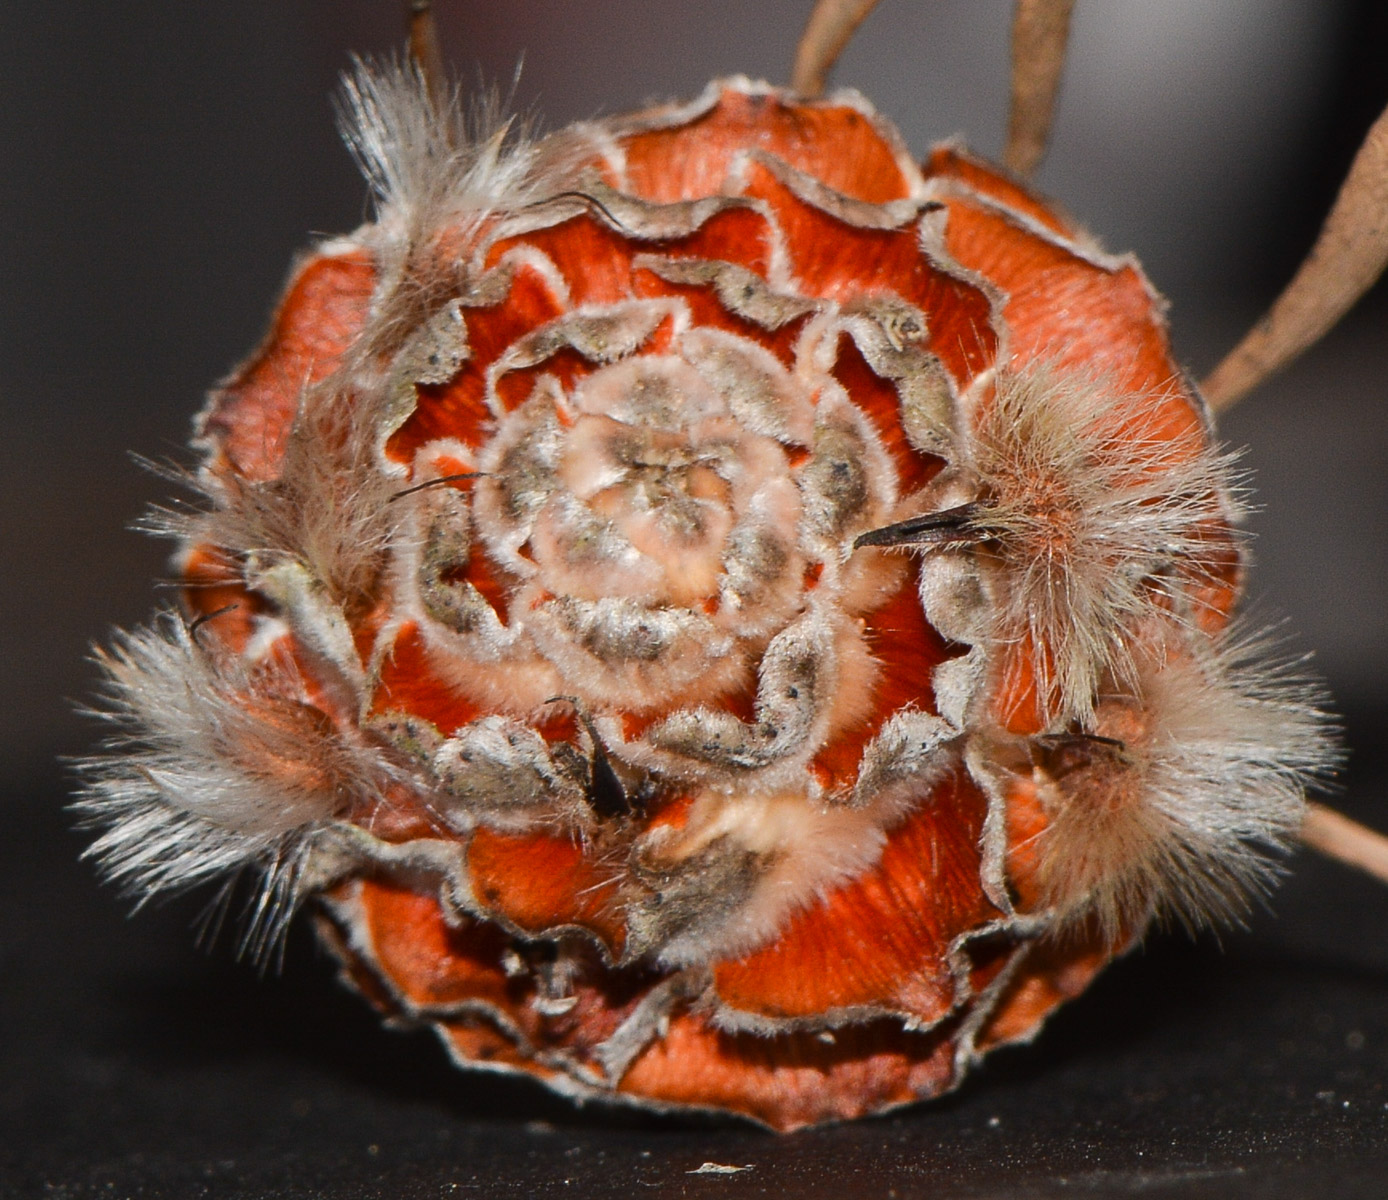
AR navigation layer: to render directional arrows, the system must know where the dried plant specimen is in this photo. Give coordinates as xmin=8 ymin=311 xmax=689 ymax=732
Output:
xmin=76 ymin=57 xmax=1340 ymax=1131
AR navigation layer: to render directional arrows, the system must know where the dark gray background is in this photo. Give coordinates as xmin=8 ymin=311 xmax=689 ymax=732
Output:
xmin=2 ymin=2 xmax=1386 ymax=1197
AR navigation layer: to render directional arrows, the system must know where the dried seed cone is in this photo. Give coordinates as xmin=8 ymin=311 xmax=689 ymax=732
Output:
xmin=78 ymin=70 xmax=1334 ymax=1130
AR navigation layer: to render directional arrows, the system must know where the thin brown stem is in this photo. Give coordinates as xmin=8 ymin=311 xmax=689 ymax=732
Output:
xmin=1202 ymin=101 xmax=1388 ymax=412
xmin=791 ymin=0 xmax=883 ymax=97
xmin=408 ymin=0 xmax=447 ymax=108
xmin=1003 ymin=0 xmax=1076 ymax=177
xmin=1300 ymin=801 xmax=1388 ymax=888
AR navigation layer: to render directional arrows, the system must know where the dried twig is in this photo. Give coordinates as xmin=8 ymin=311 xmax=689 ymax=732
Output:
xmin=408 ymin=0 xmax=447 ymax=107
xmin=1203 ymin=101 xmax=1388 ymax=412
xmin=1301 ymin=802 xmax=1388 ymax=888
xmin=1003 ymin=0 xmax=1076 ymax=177
xmin=791 ymin=0 xmax=883 ymax=97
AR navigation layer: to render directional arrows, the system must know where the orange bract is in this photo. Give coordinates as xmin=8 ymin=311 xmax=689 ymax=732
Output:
xmin=79 ymin=72 xmax=1331 ymax=1130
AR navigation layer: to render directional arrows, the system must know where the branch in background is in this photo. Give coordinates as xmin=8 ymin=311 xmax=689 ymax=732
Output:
xmin=791 ymin=0 xmax=883 ymax=97
xmin=1003 ymin=0 xmax=1076 ymax=177
xmin=1302 ymin=802 xmax=1388 ymax=889
xmin=408 ymin=0 xmax=447 ymax=108
xmin=1202 ymin=102 xmax=1388 ymax=412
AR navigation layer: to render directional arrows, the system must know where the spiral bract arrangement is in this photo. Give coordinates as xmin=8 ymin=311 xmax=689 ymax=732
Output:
xmin=78 ymin=72 xmax=1332 ymax=1130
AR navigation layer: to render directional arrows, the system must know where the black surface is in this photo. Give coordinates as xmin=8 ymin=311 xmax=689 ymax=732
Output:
xmin=3 ymin=709 xmax=1386 ymax=1199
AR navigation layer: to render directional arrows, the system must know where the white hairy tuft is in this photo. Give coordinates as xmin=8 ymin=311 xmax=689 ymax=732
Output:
xmin=73 ymin=615 xmax=397 ymax=956
xmin=1034 ymin=624 xmax=1339 ymax=940
xmin=966 ymin=363 xmax=1246 ymax=724
xmin=337 ymin=58 xmax=590 ymax=263
xmin=217 ymin=406 xmax=396 ymax=610
xmin=148 ymin=398 xmax=402 ymax=622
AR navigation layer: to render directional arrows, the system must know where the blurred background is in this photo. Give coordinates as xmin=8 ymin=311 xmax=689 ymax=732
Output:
xmin=1 ymin=3 xmax=1386 ymax=1195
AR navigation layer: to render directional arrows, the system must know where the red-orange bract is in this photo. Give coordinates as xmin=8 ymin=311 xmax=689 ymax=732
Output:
xmin=79 ymin=72 xmax=1331 ymax=1130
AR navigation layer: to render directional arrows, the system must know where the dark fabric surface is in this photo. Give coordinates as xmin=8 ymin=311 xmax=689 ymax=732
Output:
xmin=4 ymin=707 xmax=1387 ymax=1200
